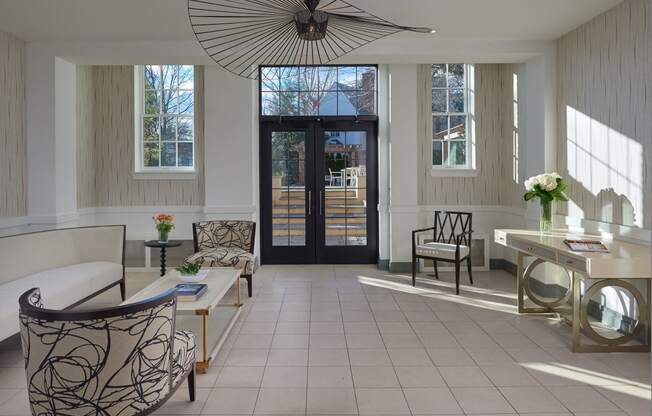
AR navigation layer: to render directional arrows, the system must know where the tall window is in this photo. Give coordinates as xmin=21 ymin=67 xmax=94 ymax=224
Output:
xmin=431 ymin=64 xmax=473 ymax=168
xmin=260 ymin=66 xmax=377 ymax=117
xmin=136 ymin=65 xmax=194 ymax=171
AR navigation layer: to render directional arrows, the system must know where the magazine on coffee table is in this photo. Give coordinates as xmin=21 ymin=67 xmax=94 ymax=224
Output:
xmin=563 ymin=239 xmax=609 ymax=253
xmin=175 ymin=283 xmax=208 ymax=301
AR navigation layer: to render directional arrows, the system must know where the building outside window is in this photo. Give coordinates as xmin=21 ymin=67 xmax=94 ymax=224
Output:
xmin=260 ymin=65 xmax=377 ymax=117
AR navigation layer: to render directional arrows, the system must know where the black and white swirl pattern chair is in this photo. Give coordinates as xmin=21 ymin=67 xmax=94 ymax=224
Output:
xmin=19 ymin=287 xmax=196 ymax=416
xmin=186 ymin=220 xmax=256 ymax=297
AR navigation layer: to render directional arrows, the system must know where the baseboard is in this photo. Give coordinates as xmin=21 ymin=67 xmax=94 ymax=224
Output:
xmin=490 ymin=258 xmax=517 ymax=276
xmin=389 ymin=262 xmax=412 ymax=273
xmin=377 ymin=259 xmax=389 ymax=270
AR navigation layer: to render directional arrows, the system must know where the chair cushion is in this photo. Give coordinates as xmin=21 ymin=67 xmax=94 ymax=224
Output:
xmin=185 ymin=246 xmax=254 ymax=274
xmin=0 ymin=261 xmax=123 ymax=340
xmin=415 ymin=242 xmax=470 ymax=260
xmin=172 ymin=330 xmax=196 ymax=386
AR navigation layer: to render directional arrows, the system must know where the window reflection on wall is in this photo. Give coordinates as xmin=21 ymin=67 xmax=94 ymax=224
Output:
xmin=566 ymin=106 xmax=643 ymax=227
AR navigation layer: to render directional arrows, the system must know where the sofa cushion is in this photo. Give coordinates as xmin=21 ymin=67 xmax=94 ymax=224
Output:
xmin=185 ymin=246 xmax=254 ymax=275
xmin=0 ymin=261 xmax=122 ymax=340
xmin=415 ymin=242 xmax=470 ymax=260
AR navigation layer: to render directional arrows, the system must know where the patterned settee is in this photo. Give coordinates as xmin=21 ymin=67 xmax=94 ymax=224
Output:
xmin=19 ymin=287 xmax=196 ymax=416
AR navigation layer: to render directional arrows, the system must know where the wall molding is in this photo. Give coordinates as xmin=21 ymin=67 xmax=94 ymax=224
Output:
xmin=79 ymin=206 xmax=205 ymax=214
xmin=204 ymin=205 xmax=257 ymax=214
xmin=418 ymin=205 xmax=526 ymax=217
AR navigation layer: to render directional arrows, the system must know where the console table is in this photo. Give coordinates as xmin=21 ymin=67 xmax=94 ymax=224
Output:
xmin=495 ymin=229 xmax=651 ymax=353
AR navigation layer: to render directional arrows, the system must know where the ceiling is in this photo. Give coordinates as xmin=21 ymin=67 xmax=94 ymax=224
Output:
xmin=0 ymin=0 xmax=622 ymax=42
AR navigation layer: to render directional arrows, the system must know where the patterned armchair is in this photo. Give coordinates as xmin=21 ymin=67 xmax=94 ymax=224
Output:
xmin=186 ymin=220 xmax=256 ymax=297
xmin=19 ymin=287 xmax=196 ymax=416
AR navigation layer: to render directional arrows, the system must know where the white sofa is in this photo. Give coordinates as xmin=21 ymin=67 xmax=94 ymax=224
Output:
xmin=0 ymin=225 xmax=125 ymax=341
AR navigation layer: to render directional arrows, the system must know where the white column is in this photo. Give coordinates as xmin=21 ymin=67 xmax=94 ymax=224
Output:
xmin=54 ymin=57 xmax=77 ymax=220
xmin=388 ymin=64 xmax=419 ymax=270
xmin=26 ymin=45 xmax=78 ymax=224
xmin=377 ymin=65 xmax=391 ymax=266
xmin=203 ymin=66 xmax=256 ymax=220
xmin=521 ymin=46 xmax=557 ymax=229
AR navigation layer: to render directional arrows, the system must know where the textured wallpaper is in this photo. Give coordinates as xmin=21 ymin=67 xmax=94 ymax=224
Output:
xmin=557 ymin=0 xmax=651 ymax=229
xmin=77 ymin=66 xmax=205 ymax=207
xmin=77 ymin=66 xmax=96 ymax=209
xmin=0 ymin=31 xmax=27 ymax=218
xmin=417 ymin=64 xmax=523 ymax=208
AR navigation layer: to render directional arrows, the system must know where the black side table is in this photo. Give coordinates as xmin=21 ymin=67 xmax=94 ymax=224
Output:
xmin=144 ymin=240 xmax=182 ymax=276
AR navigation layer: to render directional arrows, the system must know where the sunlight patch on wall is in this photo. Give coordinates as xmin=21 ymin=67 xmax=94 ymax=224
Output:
xmin=566 ymin=106 xmax=643 ymax=227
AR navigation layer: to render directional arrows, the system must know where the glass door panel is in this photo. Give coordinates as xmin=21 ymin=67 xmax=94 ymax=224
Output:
xmin=271 ymin=131 xmax=306 ymax=247
xmin=323 ymin=130 xmax=368 ymax=247
xmin=317 ymin=122 xmax=377 ymax=263
xmin=261 ymin=124 xmax=315 ymax=264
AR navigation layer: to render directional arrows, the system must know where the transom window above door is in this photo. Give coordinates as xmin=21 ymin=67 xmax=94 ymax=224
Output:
xmin=260 ymin=66 xmax=377 ymax=117
xmin=134 ymin=65 xmax=195 ymax=173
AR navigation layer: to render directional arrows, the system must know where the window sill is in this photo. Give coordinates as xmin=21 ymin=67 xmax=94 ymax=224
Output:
xmin=132 ymin=171 xmax=197 ymax=180
xmin=430 ymin=168 xmax=479 ymax=178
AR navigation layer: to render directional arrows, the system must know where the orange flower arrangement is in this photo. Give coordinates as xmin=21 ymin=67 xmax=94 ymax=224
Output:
xmin=153 ymin=213 xmax=174 ymax=241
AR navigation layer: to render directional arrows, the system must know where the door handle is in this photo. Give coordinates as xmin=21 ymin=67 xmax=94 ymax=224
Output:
xmin=307 ymin=191 xmax=311 ymax=216
xmin=319 ymin=191 xmax=323 ymax=216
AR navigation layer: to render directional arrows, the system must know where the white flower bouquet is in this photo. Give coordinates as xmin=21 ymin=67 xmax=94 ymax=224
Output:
xmin=523 ymin=172 xmax=568 ymax=232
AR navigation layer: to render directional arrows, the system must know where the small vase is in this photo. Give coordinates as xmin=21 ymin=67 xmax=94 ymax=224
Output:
xmin=540 ymin=200 xmax=553 ymax=233
xmin=158 ymin=229 xmax=169 ymax=243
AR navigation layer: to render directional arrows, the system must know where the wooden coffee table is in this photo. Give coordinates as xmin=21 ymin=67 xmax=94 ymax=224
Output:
xmin=125 ymin=268 xmax=242 ymax=372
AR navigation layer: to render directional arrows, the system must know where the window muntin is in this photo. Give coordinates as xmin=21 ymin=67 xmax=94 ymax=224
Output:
xmin=432 ymin=64 xmax=471 ymax=168
xmin=260 ymin=66 xmax=377 ymax=117
xmin=139 ymin=65 xmax=194 ymax=170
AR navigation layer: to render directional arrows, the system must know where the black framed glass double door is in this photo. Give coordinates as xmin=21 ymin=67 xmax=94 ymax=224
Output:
xmin=260 ymin=120 xmax=378 ymax=264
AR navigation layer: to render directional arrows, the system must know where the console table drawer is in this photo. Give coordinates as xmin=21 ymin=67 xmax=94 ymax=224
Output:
xmin=512 ymin=240 xmax=556 ymax=260
xmin=558 ymin=253 xmax=587 ymax=273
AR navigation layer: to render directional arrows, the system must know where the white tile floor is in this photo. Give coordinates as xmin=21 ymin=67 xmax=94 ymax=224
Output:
xmin=0 ymin=265 xmax=649 ymax=415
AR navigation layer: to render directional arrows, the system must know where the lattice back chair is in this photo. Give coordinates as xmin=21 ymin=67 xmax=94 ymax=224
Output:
xmin=412 ymin=211 xmax=473 ymax=294
xmin=189 ymin=220 xmax=257 ymax=297
xmin=18 ymin=287 xmax=196 ymax=416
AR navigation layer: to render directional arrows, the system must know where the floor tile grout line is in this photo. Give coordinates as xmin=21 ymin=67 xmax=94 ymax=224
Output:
xmin=305 ymin=277 xmax=313 ymax=416
xmin=251 ymin=270 xmax=282 ymax=415
xmin=363 ymin=284 xmax=414 ymax=416
xmin=338 ymin=276 xmax=360 ymax=416
xmin=394 ymin=282 xmax=470 ymax=415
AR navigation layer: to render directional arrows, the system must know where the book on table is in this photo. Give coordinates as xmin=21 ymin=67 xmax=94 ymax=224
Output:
xmin=175 ymin=283 xmax=208 ymax=301
xmin=563 ymin=239 xmax=609 ymax=253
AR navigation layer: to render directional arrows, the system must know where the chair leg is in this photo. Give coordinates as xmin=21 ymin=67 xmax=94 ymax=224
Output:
xmin=243 ymin=275 xmax=253 ymax=297
xmin=120 ymin=279 xmax=126 ymax=301
xmin=188 ymin=368 xmax=196 ymax=402
xmin=411 ymin=255 xmax=416 ymax=287
xmin=433 ymin=261 xmax=439 ymax=280
xmin=467 ymin=257 xmax=473 ymax=285
xmin=454 ymin=261 xmax=461 ymax=295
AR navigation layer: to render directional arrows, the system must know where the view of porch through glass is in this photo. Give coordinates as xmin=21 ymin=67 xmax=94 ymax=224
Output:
xmin=271 ymin=131 xmax=306 ymax=247
xmin=324 ymin=131 xmax=367 ymax=246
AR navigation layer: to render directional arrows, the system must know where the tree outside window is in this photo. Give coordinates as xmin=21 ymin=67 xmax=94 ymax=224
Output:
xmin=432 ymin=64 xmax=471 ymax=168
xmin=141 ymin=65 xmax=194 ymax=169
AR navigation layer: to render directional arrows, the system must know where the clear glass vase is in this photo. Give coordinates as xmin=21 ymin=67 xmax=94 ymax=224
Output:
xmin=540 ymin=200 xmax=553 ymax=233
xmin=158 ymin=229 xmax=169 ymax=243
